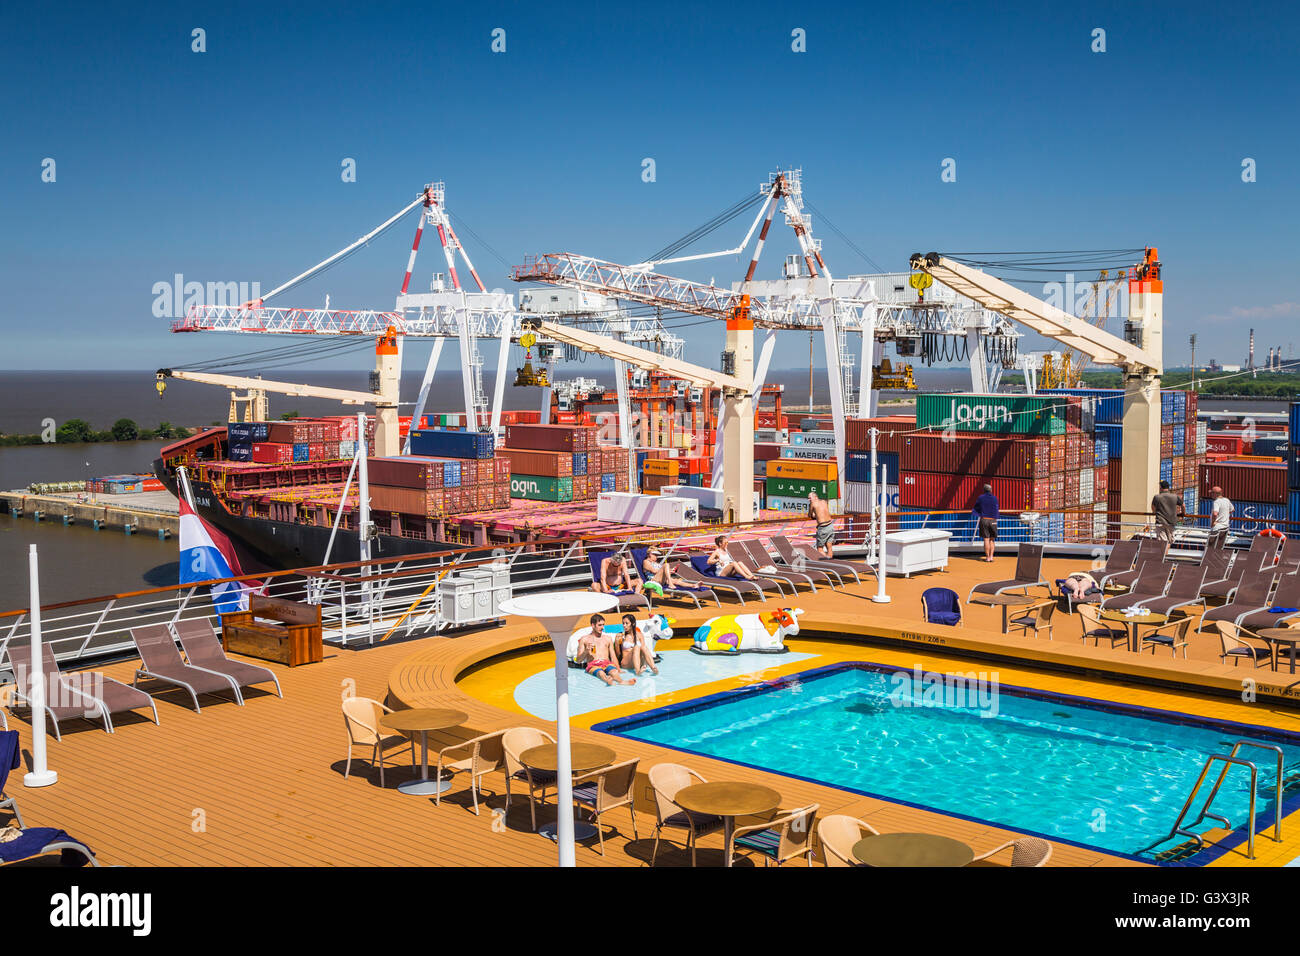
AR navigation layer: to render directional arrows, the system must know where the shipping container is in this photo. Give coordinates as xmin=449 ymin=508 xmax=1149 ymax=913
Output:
xmin=227 ymin=421 xmax=270 ymax=444
xmin=503 ymin=423 xmax=581 ymax=452
xmin=369 ymin=485 xmax=446 ymax=518
xmin=510 ymin=474 xmax=574 ymax=502
xmin=642 ymin=459 xmax=680 ymax=477
xmin=898 ymin=433 xmax=1050 ymax=479
xmin=790 ymin=431 xmax=837 ymax=448
xmin=1290 ymin=450 xmax=1300 ymax=490
xmin=572 ymin=452 xmax=588 ymax=476
xmin=1291 ymin=403 xmax=1300 ymax=445
xmin=1199 ymin=461 xmax=1288 ymax=505
xmin=408 ymin=428 xmax=495 ymax=459
xmin=780 ymin=444 xmax=836 ymax=460
xmin=764 ymin=477 xmax=838 ymax=499
xmin=495 ymin=447 xmax=573 ymax=477
xmin=845 ymin=451 xmax=899 ymax=483
xmin=366 ymin=456 xmax=463 ymax=490
xmin=1196 ymin=500 xmax=1287 ymax=533
xmin=899 ymin=471 xmax=1049 ymax=511
xmin=251 ymin=442 xmax=294 ymax=464
xmin=766 ymin=459 xmax=839 ymax=482
xmin=915 ymin=393 xmax=1082 ymax=436
xmin=845 ymin=415 xmax=914 ymax=453
xmin=1041 ymin=388 xmax=1124 ymax=424
xmin=1205 ymin=433 xmax=1244 ymax=456
xmin=1095 ymin=423 xmax=1123 ymax=460
xmin=844 ymin=481 xmax=900 ymax=513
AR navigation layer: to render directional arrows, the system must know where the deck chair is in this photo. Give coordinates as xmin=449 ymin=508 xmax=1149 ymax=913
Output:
xmin=1007 ymin=599 xmax=1056 ymax=640
xmin=737 ymin=539 xmax=834 ymax=591
xmin=342 ymin=696 xmax=415 ymax=787
xmin=130 ymin=623 xmax=243 ymax=712
xmin=1279 ymin=538 xmax=1300 ymax=575
xmin=4 ymin=642 xmax=159 ymax=740
xmin=1139 ymin=617 xmax=1193 ymax=658
xmin=587 ymin=551 xmax=650 ymax=611
xmin=572 ymin=757 xmax=640 ymax=856
xmin=817 ymin=814 xmax=881 ymax=867
xmin=1236 ymin=571 xmax=1300 ymax=632
xmin=1200 ymin=570 xmax=1279 ymax=632
xmin=1055 ymin=575 xmax=1104 ymax=614
xmin=1203 ymin=534 xmax=1281 ymax=601
xmin=680 ymin=555 xmax=782 ymax=602
xmin=436 ymin=729 xmax=507 ymax=814
xmin=174 ymin=619 xmax=282 ymax=699
xmin=648 ymin=763 xmax=724 ymax=867
xmin=971 ymin=836 xmax=1052 ymax=867
xmin=1092 ymin=539 xmax=1140 ymax=590
xmin=921 ymin=587 xmax=962 ymax=626
xmin=1201 ymin=529 xmax=1229 ymax=558
xmin=1100 ymin=560 xmax=1174 ymax=611
xmin=0 ymin=731 xmax=24 ymax=829
xmin=0 ymin=827 xmax=99 ymax=867
xmin=1214 ymin=621 xmax=1273 ymax=668
xmin=628 ymin=547 xmax=719 ymax=609
xmin=1101 ymin=538 xmax=1167 ymax=591
xmin=1139 ymin=563 xmax=1208 ymax=617
xmin=730 ymin=803 xmax=819 ymax=867
xmin=968 ymin=543 xmax=1048 ymax=604
xmin=769 ymin=533 xmax=870 ymax=584
xmin=725 ymin=543 xmax=798 ymax=595
xmin=502 ymin=727 xmax=557 ymax=832
xmin=1196 ymin=541 xmax=1234 ymax=592
xmin=1077 ymin=604 xmax=1129 ymax=649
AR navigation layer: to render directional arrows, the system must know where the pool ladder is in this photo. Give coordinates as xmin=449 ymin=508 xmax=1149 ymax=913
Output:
xmin=1139 ymin=741 xmax=1285 ymax=860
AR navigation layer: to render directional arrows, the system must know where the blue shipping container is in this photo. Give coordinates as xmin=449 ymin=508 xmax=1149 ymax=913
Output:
xmin=846 ymin=451 xmax=899 ymax=484
xmin=1290 ymin=489 xmax=1300 ymax=527
xmin=228 ymin=421 xmax=270 ymax=443
xmin=1042 ymin=388 xmax=1124 ymax=424
xmin=1093 ymin=436 xmax=1109 ymax=467
xmin=601 ymin=473 xmax=615 ymax=492
xmin=292 ymin=442 xmax=309 ymax=462
xmin=572 ymin=452 xmax=588 ymax=476
xmin=1159 ymin=458 xmax=1173 ymax=485
xmin=1253 ymin=436 xmax=1289 ymax=457
xmin=408 ymin=428 xmax=495 ymax=460
xmin=1197 ymin=500 xmax=1287 ymax=532
xmin=228 ymin=445 xmax=252 ymax=462
xmin=1291 ymin=403 xmax=1300 ymax=445
xmin=1289 ymin=448 xmax=1300 ymax=490
xmin=1096 ymin=423 xmax=1123 ymax=460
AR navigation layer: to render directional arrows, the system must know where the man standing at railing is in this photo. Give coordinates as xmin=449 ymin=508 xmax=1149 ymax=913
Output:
xmin=972 ymin=484 xmax=999 ymax=562
xmin=1209 ymin=485 xmax=1234 ymax=534
xmin=1152 ymin=479 xmax=1185 ymax=545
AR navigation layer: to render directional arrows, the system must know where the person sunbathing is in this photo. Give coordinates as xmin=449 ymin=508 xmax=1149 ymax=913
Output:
xmin=592 ymin=553 xmax=633 ymax=594
xmin=617 ymin=613 xmax=659 ymax=677
xmin=1061 ymin=571 xmax=1100 ymax=602
xmin=575 ymin=615 xmax=636 ymax=686
xmin=707 ymin=534 xmax=756 ymax=580
xmin=642 ymin=547 xmax=682 ymax=590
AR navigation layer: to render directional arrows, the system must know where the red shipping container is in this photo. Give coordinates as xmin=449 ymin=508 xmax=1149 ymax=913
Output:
xmin=251 ymin=442 xmax=294 ymax=464
xmin=755 ymin=443 xmax=783 ymax=461
xmin=1048 ymin=474 xmax=1064 ymax=510
xmin=1198 ymin=461 xmax=1287 ymax=505
xmin=1205 ymin=433 xmax=1242 ymax=456
xmin=1064 ymin=470 xmax=1080 ymax=507
xmin=367 ymin=456 xmax=446 ymax=490
xmin=369 ymin=485 xmax=445 ymax=517
xmin=267 ymin=421 xmax=310 ymax=444
xmin=307 ymin=442 xmax=324 ymax=461
xmin=898 ymin=471 xmax=1049 ymax=510
xmin=1095 ymin=465 xmax=1108 ymax=498
xmin=1066 ymin=434 xmax=1082 ymax=470
xmin=899 ymin=434 xmax=1051 ymax=479
xmin=497 ymin=447 xmax=573 ymax=477
xmin=506 ymin=423 xmax=581 ymax=452
xmin=845 ymin=416 xmax=914 ymax=454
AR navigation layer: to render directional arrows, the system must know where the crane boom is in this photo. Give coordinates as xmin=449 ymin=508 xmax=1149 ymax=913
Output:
xmin=157 ymin=369 xmax=380 ymax=405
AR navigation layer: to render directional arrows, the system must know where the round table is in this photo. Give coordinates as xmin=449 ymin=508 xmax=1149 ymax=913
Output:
xmin=520 ymin=743 xmax=616 ymax=842
xmin=379 ymin=708 xmax=468 ymax=796
xmin=1258 ymin=627 xmax=1300 ymax=673
xmin=852 ymin=832 xmax=974 ymax=868
xmin=674 ymin=781 xmax=782 ymax=867
xmin=986 ymin=593 xmax=1037 ymax=634
xmin=1099 ymin=608 xmax=1168 ymax=652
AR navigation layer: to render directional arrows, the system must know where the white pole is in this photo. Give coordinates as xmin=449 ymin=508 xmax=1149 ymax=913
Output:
xmin=553 ymin=645 xmax=575 ymax=867
xmin=868 ymin=427 xmax=878 ymax=564
xmin=24 ymin=544 xmax=57 ymax=787
xmin=872 ymin=464 xmax=891 ymax=604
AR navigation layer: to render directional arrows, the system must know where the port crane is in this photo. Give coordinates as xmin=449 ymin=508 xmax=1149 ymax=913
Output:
xmin=909 ymin=249 xmax=1164 ymax=520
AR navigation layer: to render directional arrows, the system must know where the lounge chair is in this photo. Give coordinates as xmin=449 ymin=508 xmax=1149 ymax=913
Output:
xmin=1214 ymin=621 xmax=1273 ymax=668
xmin=1202 ymin=534 xmax=1281 ymax=601
xmin=4 ymin=641 xmax=159 ymax=739
xmin=921 ymin=587 xmax=962 ymax=626
xmin=1101 ymin=538 xmax=1167 ymax=591
xmin=817 ymin=814 xmax=881 ymax=867
xmin=341 ymin=696 xmax=415 ymax=787
xmin=1 ymin=731 xmax=24 ymax=828
xmin=1055 ymin=574 xmax=1104 ymax=614
xmin=736 ymin=539 xmax=834 ymax=591
xmin=680 ymin=555 xmax=783 ymax=602
xmin=572 ymin=757 xmax=640 ymax=856
xmin=174 ymin=619 xmax=282 ymax=699
xmin=1235 ymin=571 xmax=1300 ymax=632
xmin=971 ymin=836 xmax=1052 ymax=867
xmin=769 ymin=533 xmax=869 ymax=584
xmin=0 ymin=827 xmax=99 ymax=867
xmin=1100 ymin=560 xmax=1174 ymax=611
xmin=1196 ymin=541 xmax=1234 ymax=590
xmin=1278 ymin=538 xmax=1300 ymax=575
xmin=130 ymin=624 xmax=243 ymax=711
xmin=1200 ymin=570 xmax=1279 ymax=632
xmin=729 ymin=803 xmax=819 ymax=867
xmin=587 ymin=551 xmax=650 ymax=611
xmin=725 ymin=543 xmax=798 ymax=595
xmin=628 ymin=547 xmax=719 ymax=609
xmin=1137 ymin=563 xmax=1208 ymax=617
xmin=502 ymin=727 xmax=557 ymax=832
xmin=1007 ymin=599 xmax=1056 ymax=640
xmin=1077 ymin=604 xmax=1129 ymax=649
xmin=435 ymin=729 xmax=507 ymax=813
xmin=1091 ymin=539 xmax=1140 ymax=590
xmin=648 ymin=762 xmax=724 ymax=867
xmin=1139 ymin=617 xmax=1193 ymax=658
xmin=968 ymin=543 xmax=1048 ymax=604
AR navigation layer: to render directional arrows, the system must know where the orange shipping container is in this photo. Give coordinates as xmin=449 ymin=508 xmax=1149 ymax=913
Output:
xmin=642 ymin=459 xmax=680 ymax=477
xmin=765 ymin=459 xmax=839 ymax=482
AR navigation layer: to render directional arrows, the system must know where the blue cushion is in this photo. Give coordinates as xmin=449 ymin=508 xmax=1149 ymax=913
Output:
xmin=572 ymin=782 xmax=600 ymax=805
xmin=0 ymin=828 xmax=92 ymax=865
xmin=927 ymin=611 xmax=961 ymax=626
xmin=734 ymin=827 xmax=781 ymax=856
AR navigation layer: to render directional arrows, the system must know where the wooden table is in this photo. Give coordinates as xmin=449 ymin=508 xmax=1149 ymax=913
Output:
xmin=986 ymin=593 xmax=1037 ymax=634
xmin=379 ymin=708 xmax=468 ymax=796
xmin=1258 ymin=627 xmax=1300 ymax=673
xmin=852 ymin=832 xmax=974 ymax=868
xmin=1099 ymin=608 xmax=1168 ymax=652
xmin=519 ymin=743 xmax=616 ymax=841
xmin=674 ymin=781 xmax=782 ymax=867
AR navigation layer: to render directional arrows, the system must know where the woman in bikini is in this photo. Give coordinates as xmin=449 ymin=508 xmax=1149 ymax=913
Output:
xmin=617 ymin=613 xmax=659 ymax=676
xmin=642 ymin=547 xmax=682 ymax=590
xmin=577 ymin=614 xmax=636 ymax=686
xmin=707 ymin=534 xmax=756 ymax=580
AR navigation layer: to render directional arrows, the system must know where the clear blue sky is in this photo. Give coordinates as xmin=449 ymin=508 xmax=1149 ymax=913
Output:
xmin=2 ymin=0 xmax=1297 ymax=376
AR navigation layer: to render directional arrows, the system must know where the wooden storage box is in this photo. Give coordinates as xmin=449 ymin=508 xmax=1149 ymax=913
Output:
xmin=220 ymin=596 xmax=323 ymax=667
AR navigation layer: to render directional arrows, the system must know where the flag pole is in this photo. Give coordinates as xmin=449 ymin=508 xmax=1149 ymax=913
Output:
xmin=24 ymin=544 xmax=57 ymax=788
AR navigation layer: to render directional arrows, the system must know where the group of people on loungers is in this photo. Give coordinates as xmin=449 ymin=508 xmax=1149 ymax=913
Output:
xmin=574 ymin=612 xmax=661 ymax=685
xmin=591 ymin=535 xmax=760 ymax=597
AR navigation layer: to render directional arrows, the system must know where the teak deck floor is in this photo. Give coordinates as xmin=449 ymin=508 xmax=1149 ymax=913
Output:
xmin=5 ymin=550 xmax=1300 ymax=867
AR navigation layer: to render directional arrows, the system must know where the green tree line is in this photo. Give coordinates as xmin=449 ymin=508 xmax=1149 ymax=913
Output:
xmin=0 ymin=418 xmax=193 ymax=447
xmin=1078 ymin=370 xmax=1300 ymax=397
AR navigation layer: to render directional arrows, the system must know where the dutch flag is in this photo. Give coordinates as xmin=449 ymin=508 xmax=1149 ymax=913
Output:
xmin=178 ymin=495 xmax=262 ymax=615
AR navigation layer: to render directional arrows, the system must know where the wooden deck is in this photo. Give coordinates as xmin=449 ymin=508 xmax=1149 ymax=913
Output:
xmin=5 ymin=550 xmax=1300 ymax=867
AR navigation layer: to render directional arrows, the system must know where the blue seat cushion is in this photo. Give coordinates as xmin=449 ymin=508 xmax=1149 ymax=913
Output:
xmin=571 ymin=782 xmax=600 ymax=805
xmin=662 ymin=811 xmax=724 ymax=834
xmin=0 ymin=828 xmax=92 ymax=865
xmin=927 ymin=611 xmax=961 ymax=626
xmin=734 ymin=827 xmax=781 ymax=856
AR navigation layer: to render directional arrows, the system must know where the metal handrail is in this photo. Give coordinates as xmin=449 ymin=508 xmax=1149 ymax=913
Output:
xmin=1188 ymin=740 xmax=1285 ymax=843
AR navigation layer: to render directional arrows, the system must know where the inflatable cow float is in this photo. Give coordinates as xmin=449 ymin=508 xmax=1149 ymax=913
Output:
xmin=691 ymin=608 xmax=802 ymax=654
xmin=566 ymin=613 xmax=675 ymax=665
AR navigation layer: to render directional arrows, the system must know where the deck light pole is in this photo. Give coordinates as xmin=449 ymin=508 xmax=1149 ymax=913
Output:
xmin=24 ymin=545 xmax=57 ymax=788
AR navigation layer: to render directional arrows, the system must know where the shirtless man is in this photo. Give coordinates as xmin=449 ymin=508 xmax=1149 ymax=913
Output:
xmin=592 ymin=553 xmax=633 ymax=594
xmin=808 ymin=491 xmax=835 ymax=558
xmin=574 ymin=613 xmax=636 ymax=686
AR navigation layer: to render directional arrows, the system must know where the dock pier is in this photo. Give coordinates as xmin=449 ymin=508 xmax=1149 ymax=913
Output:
xmin=0 ymin=489 xmax=179 ymax=536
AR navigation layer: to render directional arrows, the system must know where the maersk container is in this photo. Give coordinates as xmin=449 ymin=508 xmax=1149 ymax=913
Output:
xmin=510 ymin=474 xmax=573 ymax=502
xmin=899 ymin=434 xmax=1050 ymax=479
xmin=898 ymin=471 xmax=1048 ymax=511
xmin=790 ymin=431 xmax=837 ymax=448
xmin=409 ymin=428 xmax=495 ymax=460
xmin=845 ymin=451 xmax=898 ymax=483
xmin=915 ymin=393 xmax=1076 ymax=436
xmin=780 ymin=445 xmax=836 ymax=461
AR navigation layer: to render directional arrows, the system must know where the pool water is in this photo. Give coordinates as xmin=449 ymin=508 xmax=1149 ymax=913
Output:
xmin=598 ymin=663 xmax=1300 ymax=860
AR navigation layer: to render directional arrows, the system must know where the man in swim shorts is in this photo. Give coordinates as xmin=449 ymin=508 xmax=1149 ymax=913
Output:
xmin=808 ymin=491 xmax=835 ymax=558
xmin=575 ymin=614 xmax=636 ymax=686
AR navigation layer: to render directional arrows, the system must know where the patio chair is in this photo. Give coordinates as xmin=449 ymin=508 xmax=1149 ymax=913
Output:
xmin=1 ymin=730 xmax=24 ymax=829
xmin=678 ymin=556 xmax=779 ymax=604
xmin=921 ymin=587 xmax=962 ymax=626
xmin=1139 ymin=563 xmax=1208 ymax=618
xmin=1201 ymin=529 xmax=1229 ymax=560
xmin=725 ymin=543 xmax=798 ymax=595
xmin=130 ymin=623 xmax=243 ymax=712
xmin=968 ymin=543 xmax=1048 ymax=604
xmin=729 ymin=803 xmax=819 ymax=867
xmin=1099 ymin=560 xmax=1174 ymax=611
xmin=1202 ymin=534 xmax=1281 ymax=601
xmin=817 ymin=814 xmax=881 ymax=867
xmin=587 ymin=551 xmax=650 ymax=611
xmin=1102 ymin=538 xmax=1168 ymax=591
xmin=1214 ymin=621 xmax=1273 ymax=669
xmin=1279 ymin=538 xmax=1300 ymax=575
xmin=435 ymin=729 xmax=507 ymax=813
xmin=1055 ymin=575 xmax=1104 ymax=614
xmin=1196 ymin=540 xmax=1234 ymax=587
xmin=4 ymin=641 xmax=159 ymax=740
xmin=572 ymin=757 xmax=640 ymax=856
xmin=1235 ymin=571 xmax=1300 ymax=633
xmin=648 ymin=762 xmax=724 ymax=867
xmin=502 ymin=727 xmax=557 ymax=832
xmin=174 ymin=618 xmax=282 ymax=700
xmin=1092 ymin=538 xmax=1140 ymax=590
xmin=972 ymin=836 xmax=1052 ymax=867
xmin=1139 ymin=617 xmax=1193 ymax=658
xmin=1200 ymin=570 xmax=1279 ymax=632
xmin=1077 ymin=604 xmax=1129 ymax=649
xmin=628 ymin=547 xmax=719 ymax=609
xmin=1007 ymin=599 xmax=1056 ymax=640
xmin=737 ymin=539 xmax=834 ymax=591
xmin=341 ymin=696 xmax=415 ymax=787
xmin=769 ymin=533 xmax=869 ymax=584
xmin=0 ymin=827 xmax=99 ymax=867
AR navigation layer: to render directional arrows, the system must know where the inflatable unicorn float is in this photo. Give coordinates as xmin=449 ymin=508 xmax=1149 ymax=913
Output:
xmin=691 ymin=607 xmax=802 ymax=654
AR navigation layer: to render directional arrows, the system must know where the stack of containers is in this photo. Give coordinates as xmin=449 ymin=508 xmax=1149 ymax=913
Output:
xmin=501 ymin=423 xmax=606 ymax=502
xmin=841 ymin=415 xmax=910 ymax=514
xmin=227 ymin=416 xmax=374 ymax=465
xmin=1289 ymin=402 xmax=1300 ymax=531
xmin=1198 ymin=459 xmax=1288 ymax=532
xmin=401 ymin=427 xmax=508 ymax=513
xmin=765 ymin=458 xmax=839 ymax=513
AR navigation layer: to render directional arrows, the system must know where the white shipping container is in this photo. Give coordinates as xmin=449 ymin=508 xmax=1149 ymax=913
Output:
xmin=779 ymin=445 xmax=837 ymax=460
xmin=1196 ymin=421 xmax=1208 ymax=454
xmin=767 ymin=495 xmax=843 ymax=515
xmin=754 ymin=428 xmax=789 ymax=443
xmin=845 ymin=480 xmax=899 ymax=513
xmin=791 ymin=431 xmax=837 ymax=447
xmin=596 ymin=492 xmax=700 ymax=527
xmin=1079 ymin=467 xmax=1094 ymax=504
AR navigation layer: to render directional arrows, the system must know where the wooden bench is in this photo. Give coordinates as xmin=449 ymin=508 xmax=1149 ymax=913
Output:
xmin=220 ymin=596 xmax=323 ymax=667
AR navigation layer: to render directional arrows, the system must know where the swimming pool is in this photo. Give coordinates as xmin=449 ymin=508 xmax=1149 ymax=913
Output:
xmin=595 ymin=662 xmax=1300 ymax=862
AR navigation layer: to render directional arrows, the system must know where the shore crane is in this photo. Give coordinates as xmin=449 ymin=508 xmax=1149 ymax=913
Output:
xmin=909 ymin=249 xmax=1164 ymax=520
